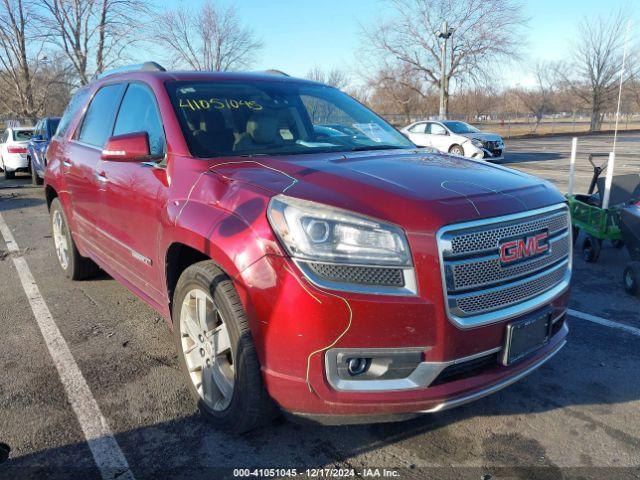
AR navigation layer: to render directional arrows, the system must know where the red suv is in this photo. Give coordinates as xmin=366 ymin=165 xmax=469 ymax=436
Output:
xmin=45 ymin=63 xmax=571 ymax=432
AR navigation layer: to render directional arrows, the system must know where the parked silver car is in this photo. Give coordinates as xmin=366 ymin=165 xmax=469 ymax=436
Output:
xmin=401 ymin=120 xmax=504 ymax=161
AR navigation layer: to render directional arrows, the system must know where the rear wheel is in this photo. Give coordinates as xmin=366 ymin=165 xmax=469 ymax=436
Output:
xmin=50 ymin=198 xmax=100 ymax=280
xmin=582 ymin=235 xmax=602 ymax=263
xmin=449 ymin=144 xmax=464 ymax=156
xmin=623 ymin=262 xmax=640 ymax=297
xmin=173 ymin=261 xmax=276 ymax=433
xmin=4 ymin=169 xmax=15 ymax=180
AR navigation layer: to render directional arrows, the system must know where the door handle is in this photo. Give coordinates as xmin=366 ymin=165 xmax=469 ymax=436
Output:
xmin=94 ymin=172 xmax=108 ymax=183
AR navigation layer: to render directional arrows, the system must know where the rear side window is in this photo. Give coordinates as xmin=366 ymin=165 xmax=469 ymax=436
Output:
xmin=56 ymin=88 xmax=90 ymax=138
xmin=408 ymin=123 xmax=426 ymax=133
xmin=13 ymin=129 xmax=33 ymax=141
xmin=113 ymin=83 xmax=165 ymax=156
xmin=78 ymin=84 xmax=125 ymax=147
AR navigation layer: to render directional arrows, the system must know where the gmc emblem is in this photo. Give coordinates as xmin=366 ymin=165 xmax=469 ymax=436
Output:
xmin=499 ymin=229 xmax=550 ymax=265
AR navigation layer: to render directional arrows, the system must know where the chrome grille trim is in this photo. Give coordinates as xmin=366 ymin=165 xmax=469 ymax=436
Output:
xmin=446 ymin=232 xmax=570 ymax=292
xmin=436 ymin=203 xmax=572 ymax=328
xmin=449 ymin=260 xmax=569 ymax=316
xmin=446 ymin=209 xmax=568 ymax=258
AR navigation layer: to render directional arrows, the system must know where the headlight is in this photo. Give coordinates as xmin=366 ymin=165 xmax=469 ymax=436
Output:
xmin=267 ymin=195 xmax=412 ymax=266
xmin=471 ymin=139 xmax=484 ymax=148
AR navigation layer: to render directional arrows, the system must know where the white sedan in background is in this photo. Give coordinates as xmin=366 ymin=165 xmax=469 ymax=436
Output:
xmin=401 ymin=120 xmax=504 ymax=161
xmin=0 ymin=126 xmax=34 ymax=179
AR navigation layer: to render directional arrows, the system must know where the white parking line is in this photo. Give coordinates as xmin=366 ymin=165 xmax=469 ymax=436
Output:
xmin=0 ymin=213 xmax=135 ymax=480
xmin=568 ymin=308 xmax=640 ymax=337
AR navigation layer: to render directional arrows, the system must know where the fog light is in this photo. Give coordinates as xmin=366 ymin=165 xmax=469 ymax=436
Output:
xmin=347 ymin=357 xmax=370 ymax=376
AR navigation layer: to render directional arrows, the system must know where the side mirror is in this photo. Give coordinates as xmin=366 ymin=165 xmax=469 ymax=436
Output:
xmin=101 ymin=132 xmax=150 ymax=162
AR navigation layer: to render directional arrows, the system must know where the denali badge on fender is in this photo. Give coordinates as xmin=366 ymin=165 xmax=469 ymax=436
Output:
xmin=499 ymin=229 xmax=550 ymax=266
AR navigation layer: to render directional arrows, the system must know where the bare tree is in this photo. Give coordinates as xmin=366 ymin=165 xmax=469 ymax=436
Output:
xmin=152 ymin=1 xmax=262 ymax=71
xmin=560 ymin=11 xmax=628 ymax=132
xmin=39 ymin=0 xmax=151 ymax=85
xmin=0 ymin=0 xmax=50 ymax=123
xmin=367 ymin=64 xmax=436 ymax=123
xmin=513 ymin=62 xmax=557 ymax=133
xmin=361 ymin=0 xmax=526 ymax=116
xmin=305 ymin=66 xmax=350 ymax=89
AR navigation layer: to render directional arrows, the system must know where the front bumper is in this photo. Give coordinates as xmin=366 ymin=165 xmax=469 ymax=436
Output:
xmin=237 ymin=253 xmax=570 ymax=421
xmin=289 ymin=327 xmax=567 ymax=425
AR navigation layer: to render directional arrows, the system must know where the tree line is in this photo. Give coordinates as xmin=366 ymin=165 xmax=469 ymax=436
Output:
xmin=0 ymin=0 xmax=636 ymax=133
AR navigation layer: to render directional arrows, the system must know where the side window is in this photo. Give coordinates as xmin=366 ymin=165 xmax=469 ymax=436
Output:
xmin=57 ymin=88 xmax=90 ymax=138
xmin=113 ymin=83 xmax=165 ymax=157
xmin=409 ymin=123 xmax=426 ymax=133
xmin=78 ymin=84 xmax=125 ymax=147
xmin=34 ymin=121 xmax=42 ymax=137
xmin=430 ymin=123 xmax=447 ymax=135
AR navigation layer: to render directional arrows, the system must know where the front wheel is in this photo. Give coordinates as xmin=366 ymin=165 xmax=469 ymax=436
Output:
xmin=173 ymin=261 xmax=276 ymax=433
xmin=449 ymin=144 xmax=464 ymax=156
xmin=50 ymin=198 xmax=100 ymax=279
xmin=623 ymin=262 xmax=640 ymax=297
xmin=29 ymin=157 xmax=43 ymax=186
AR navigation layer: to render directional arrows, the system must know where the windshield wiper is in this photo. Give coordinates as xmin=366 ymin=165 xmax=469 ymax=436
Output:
xmin=349 ymin=145 xmax=402 ymax=152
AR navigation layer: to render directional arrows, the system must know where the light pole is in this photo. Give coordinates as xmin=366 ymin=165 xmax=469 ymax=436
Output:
xmin=435 ymin=21 xmax=454 ymax=120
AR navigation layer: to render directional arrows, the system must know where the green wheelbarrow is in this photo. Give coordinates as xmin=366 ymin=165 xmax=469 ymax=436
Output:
xmin=566 ymin=152 xmax=639 ymax=263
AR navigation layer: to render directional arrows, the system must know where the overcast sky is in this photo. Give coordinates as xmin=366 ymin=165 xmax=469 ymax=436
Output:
xmin=154 ymin=0 xmax=637 ymax=87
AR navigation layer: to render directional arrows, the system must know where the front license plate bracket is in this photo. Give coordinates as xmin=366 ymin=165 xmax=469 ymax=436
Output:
xmin=501 ymin=312 xmax=552 ymax=366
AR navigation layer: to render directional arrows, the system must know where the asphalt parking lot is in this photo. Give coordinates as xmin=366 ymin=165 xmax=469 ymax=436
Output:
xmin=0 ymin=133 xmax=638 ymax=480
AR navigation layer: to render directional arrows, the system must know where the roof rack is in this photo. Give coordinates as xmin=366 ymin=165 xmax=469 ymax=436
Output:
xmin=98 ymin=62 xmax=166 ymax=79
xmin=263 ymin=69 xmax=290 ymax=77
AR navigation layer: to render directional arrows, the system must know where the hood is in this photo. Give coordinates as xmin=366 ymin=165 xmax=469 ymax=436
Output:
xmin=209 ymin=149 xmax=563 ymax=233
xmin=461 ymin=132 xmax=503 ymax=142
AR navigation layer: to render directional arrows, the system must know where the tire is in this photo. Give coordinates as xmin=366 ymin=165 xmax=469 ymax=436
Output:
xmin=449 ymin=144 xmax=464 ymax=156
xmin=50 ymin=198 xmax=100 ymax=280
xmin=611 ymin=239 xmax=625 ymax=249
xmin=173 ymin=260 xmax=276 ymax=433
xmin=572 ymin=226 xmax=580 ymax=246
xmin=623 ymin=262 xmax=640 ymax=297
xmin=582 ymin=235 xmax=602 ymax=263
xmin=4 ymin=169 xmax=15 ymax=180
xmin=29 ymin=157 xmax=43 ymax=186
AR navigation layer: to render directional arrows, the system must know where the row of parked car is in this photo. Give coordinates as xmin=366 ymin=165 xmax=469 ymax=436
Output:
xmin=0 ymin=117 xmax=60 ymax=184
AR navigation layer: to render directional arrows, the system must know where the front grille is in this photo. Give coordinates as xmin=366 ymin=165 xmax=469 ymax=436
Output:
xmin=305 ymin=262 xmax=405 ymax=287
xmin=451 ymin=262 xmax=567 ymax=316
xmin=438 ymin=204 xmax=571 ymax=325
xmin=449 ymin=210 xmax=568 ymax=256
xmin=447 ymin=233 xmax=570 ymax=291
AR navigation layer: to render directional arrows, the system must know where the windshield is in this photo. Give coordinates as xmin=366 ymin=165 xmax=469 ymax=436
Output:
xmin=166 ymin=80 xmax=414 ymax=158
xmin=13 ymin=129 xmax=33 ymax=141
xmin=442 ymin=121 xmax=480 ymax=134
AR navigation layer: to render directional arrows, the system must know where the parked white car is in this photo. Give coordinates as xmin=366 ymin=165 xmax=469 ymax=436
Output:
xmin=0 ymin=127 xmax=34 ymax=179
xmin=401 ymin=120 xmax=504 ymax=161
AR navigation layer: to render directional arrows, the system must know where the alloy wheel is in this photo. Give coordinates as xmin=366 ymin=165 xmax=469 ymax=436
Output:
xmin=180 ymin=288 xmax=235 ymax=411
xmin=52 ymin=210 xmax=69 ymax=270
